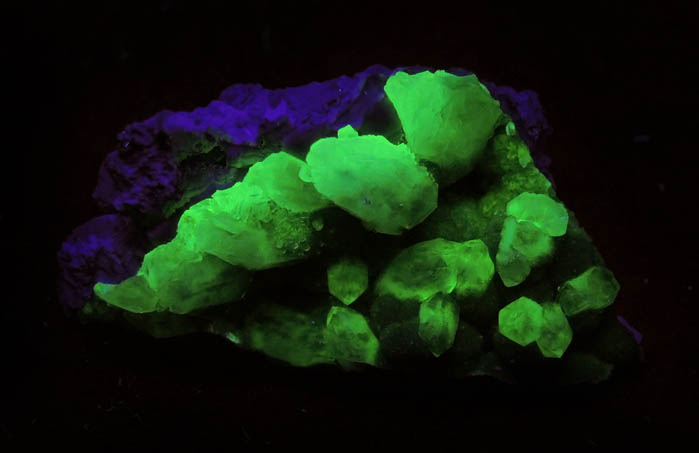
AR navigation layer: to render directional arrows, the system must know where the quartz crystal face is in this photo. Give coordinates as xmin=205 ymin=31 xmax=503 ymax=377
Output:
xmin=59 ymin=65 xmax=638 ymax=384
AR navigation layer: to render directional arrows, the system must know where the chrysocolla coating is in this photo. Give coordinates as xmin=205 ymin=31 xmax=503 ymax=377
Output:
xmin=327 ymin=257 xmax=369 ymax=305
xmin=498 ymin=296 xmax=544 ymax=346
xmin=536 ymin=302 xmax=573 ymax=358
xmin=558 ymin=266 xmax=620 ymax=316
xmin=304 ymin=125 xmax=438 ymax=235
xmin=418 ymin=293 xmax=460 ymax=357
xmin=384 ymin=70 xmax=502 ymax=185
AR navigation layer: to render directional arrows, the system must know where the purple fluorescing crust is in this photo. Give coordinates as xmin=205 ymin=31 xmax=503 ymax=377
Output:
xmin=56 ymin=215 xmax=148 ymax=310
xmin=617 ymin=315 xmax=643 ymax=345
xmin=59 ymin=65 xmax=555 ymax=311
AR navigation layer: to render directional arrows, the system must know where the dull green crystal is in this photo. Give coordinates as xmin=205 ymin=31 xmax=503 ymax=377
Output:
xmin=418 ymin=293 xmax=460 ymax=357
xmin=558 ymin=266 xmax=621 ymax=316
xmin=325 ymin=306 xmax=379 ymax=365
xmin=537 ymin=302 xmax=573 ymax=358
xmin=87 ymin=68 xmax=626 ymax=381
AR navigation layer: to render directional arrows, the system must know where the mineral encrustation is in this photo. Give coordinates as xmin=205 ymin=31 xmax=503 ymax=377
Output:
xmin=58 ymin=65 xmax=640 ymax=384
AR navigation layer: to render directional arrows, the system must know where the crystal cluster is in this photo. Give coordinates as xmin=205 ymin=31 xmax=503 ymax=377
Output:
xmin=58 ymin=65 xmax=639 ymax=384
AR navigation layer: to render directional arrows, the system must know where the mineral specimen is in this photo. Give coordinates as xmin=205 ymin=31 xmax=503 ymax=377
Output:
xmin=58 ymin=65 xmax=641 ymax=384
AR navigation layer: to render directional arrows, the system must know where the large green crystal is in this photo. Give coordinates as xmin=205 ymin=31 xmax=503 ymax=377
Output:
xmin=87 ymin=68 xmax=626 ymax=381
xmin=305 ymin=125 xmax=438 ymax=235
xmin=384 ymin=70 xmax=502 ymax=185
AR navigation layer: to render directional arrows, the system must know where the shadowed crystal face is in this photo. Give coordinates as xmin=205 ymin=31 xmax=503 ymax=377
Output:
xmin=70 ymin=66 xmax=632 ymax=383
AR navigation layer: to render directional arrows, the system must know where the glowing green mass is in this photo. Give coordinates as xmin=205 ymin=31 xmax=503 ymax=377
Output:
xmin=498 ymin=296 xmax=544 ymax=346
xmin=327 ymin=257 xmax=369 ymax=305
xmin=418 ymin=293 xmax=460 ymax=357
xmin=304 ymin=125 xmax=438 ymax=235
xmin=558 ymin=266 xmax=620 ymax=316
xmin=384 ymin=70 xmax=503 ymax=185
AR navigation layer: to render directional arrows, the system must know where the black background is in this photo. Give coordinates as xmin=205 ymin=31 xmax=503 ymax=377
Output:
xmin=7 ymin=1 xmax=699 ymax=450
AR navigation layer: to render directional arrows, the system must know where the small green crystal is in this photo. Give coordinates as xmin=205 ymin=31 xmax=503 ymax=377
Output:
xmin=536 ymin=303 xmax=573 ymax=358
xmin=506 ymin=192 xmax=568 ymax=237
xmin=558 ymin=266 xmax=620 ymax=316
xmin=418 ymin=293 xmax=460 ymax=357
xmin=498 ymin=296 xmax=544 ymax=346
xmin=327 ymin=257 xmax=369 ymax=305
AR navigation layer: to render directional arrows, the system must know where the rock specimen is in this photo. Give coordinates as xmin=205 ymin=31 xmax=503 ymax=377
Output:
xmin=58 ymin=65 xmax=640 ymax=384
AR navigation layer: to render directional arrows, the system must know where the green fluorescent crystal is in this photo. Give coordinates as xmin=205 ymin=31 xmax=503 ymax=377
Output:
xmin=418 ymin=293 xmax=460 ymax=357
xmin=444 ymin=239 xmax=495 ymax=298
xmin=86 ymin=68 xmax=624 ymax=376
xmin=498 ymin=296 xmax=544 ymax=346
xmin=305 ymin=125 xmax=438 ymax=235
xmin=325 ymin=306 xmax=379 ymax=365
xmin=375 ymin=238 xmax=494 ymax=303
xmin=242 ymin=151 xmax=331 ymax=213
xmin=94 ymin=274 xmax=157 ymax=314
xmin=177 ymin=180 xmax=314 ymax=270
xmin=496 ymin=216 xmax=553 ymax=287
xmin=558 ymin=266 xmax=621 ymax=316
xmin=246 ymin=304 xmax=333 ymax=367
xmin=506 ymin=192 xmax=568 ymax=237
xmin=384 ymin=70 xmax=502 ymax=185
xmin=536 ymin=303 xmax=573 ymax=358
xmin=327 ymin=257 xmax=369 ymax=305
